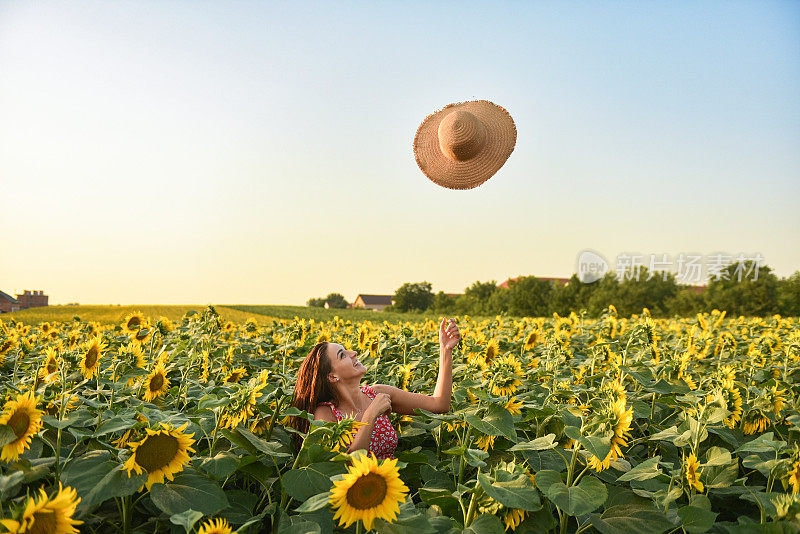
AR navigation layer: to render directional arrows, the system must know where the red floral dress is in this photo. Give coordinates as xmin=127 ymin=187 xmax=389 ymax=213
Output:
xmin=317 ymin=384 xmax=398 ymax=459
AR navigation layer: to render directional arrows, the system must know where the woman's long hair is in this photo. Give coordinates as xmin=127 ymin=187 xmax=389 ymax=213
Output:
xmin=289 ymin=342 xmax=334 ymax=453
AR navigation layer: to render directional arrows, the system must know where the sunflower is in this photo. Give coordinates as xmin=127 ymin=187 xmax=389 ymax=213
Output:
xmin=329 ymin=452 xmax=409 ymax=531
xmin=197 ymin=518 xmax=236 ymax=534
xmin=399 ymin=364 xmax=413 ymax=391
xmin=113 ymin=430 xmax=134 ymax=448
xmin=722 ymin=386 xmax=743 ymax=429
xmin=66 ymin=330 xmax=80 ymax=349
xmin=502 ymin=507 xmax=526 ymax=531
xmin=123 ymin=422 xmax=196 ymax=490
xmin=219 ymin=383 xmax=266 ymax=430
xmin=523 ymin=329 xmax=540 ymax=350
xmin=490 ymin=355 xmax=524 ymax=397
xmin=484 ymin=339 xmax=500 ymax=364
xmin=0 ymin=391 xmax=44 ymax=462
xmin=443 ymin=419 xmax=467 ymax=432
xmin=123 ymin=311 xmax=146 ymax=334
xmin=79 ymin=335 xmax=106 ymax=379
xmin=0 ymin=336 xmax=16 ymax=361
xmin=316 ymin=330 xmax=331 ymax=344
xmin=142 ymin=361 xmax=170 ymax=402
xmin=743 ymin=409 xmax=771 ymax=435
xmin=586 ymin=397 xmax=633 ymax=472
xmin=504 ymin=397 xmax=523 ymax=416
xmin=0 ymin=482 xmax=82 ymax=534
xmin=476 ymin=434 xmax=496 ymax=452
xmin=685 ymin=452 xmax=704 ymax=492
xmin=788 ymin=460 xmax=800 ymax=495
xmin=200 ymin=350 xmax=210 ymax=383
xmin=156 ymin=316 xmax=174 ymax=335
xmin=37 ymin=346 xmax=60 ymax=383
xmin=475 ymin=461 xmax=530 ymax=531
xmin=222 ymin=367 xmax=247 ymax=384
xmin=768 ymin=384 xmax=787 ymax=416
xmin=332 ymin=417 xmax=367 ymax=453
xmin=131 ymin=326 xmax=152 ymax=345
xmin=358 ymin=324 xmax=370 ymax=350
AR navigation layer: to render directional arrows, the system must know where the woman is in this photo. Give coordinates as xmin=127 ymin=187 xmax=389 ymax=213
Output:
xmin=290 ymin=317 xmax=461 ymax=458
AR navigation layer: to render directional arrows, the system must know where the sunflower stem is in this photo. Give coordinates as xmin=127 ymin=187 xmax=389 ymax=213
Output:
xmin=54 ymin=362 xmax=68 ymax=486
xmin=457 ymin=426 xmax=472 ymax=487
xmin=464 ymin=483 xmax=482 ymax=526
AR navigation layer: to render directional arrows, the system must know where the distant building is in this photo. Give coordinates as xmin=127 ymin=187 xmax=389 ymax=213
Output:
xmin=498 ymin=276 xmax=570 ymax=289
xmin=352 ymin=294 xmax=394 ymax=311
xmin=0 ymin=291 xmax=20 ymax=313
xmin=0 ymin=290 xmax=48 ymax=313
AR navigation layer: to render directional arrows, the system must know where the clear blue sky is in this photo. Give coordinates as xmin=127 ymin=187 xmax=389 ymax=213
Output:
xmin=1 ymin=1 xmax=798 ymax=305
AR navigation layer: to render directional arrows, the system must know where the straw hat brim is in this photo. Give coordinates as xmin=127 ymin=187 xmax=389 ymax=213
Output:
xmin=413 ymin=100 xmax=516 ymax=190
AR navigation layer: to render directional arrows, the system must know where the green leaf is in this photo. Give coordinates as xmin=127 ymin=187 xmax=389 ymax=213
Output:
xmin=198 ymin=451 xmax=239 ymax=479
xmin=579 ymin=435 xmax=612 ymax=463
xmin=149 ymin=472 xmax=229 ymax=516
xmin=463 ymin=448 xmax=489 ymax=468
xmin=703 ymin=447 xmax=732 ymax=467
xmin=169 ymin=509 xmax=204 ymax=533
xmin=279 ymin=519 xmax=322 ymax=534
xmin=465 ymin=404 xmax=518 ymax=441
xmin=294 ymin=491 xmax=331 ymax=513
xmin=589 ymin=504 xmax=673 ymax=534
xmin=60 ymin=450 xmax=147 ymax=512
xmin=617 ymin=457 xmax=662 ymax=483
xmin=464 ymin=514 xmax=506 ymax=534
xmin=478 ymin=472 xmax=541 ymax=511
xmin=0 ymin=425 xmax=17 ymax=448
xmin=509 ymin=434 xmax=557 ymax=451
xmin=0 ymin=471 xmax=25 ymax=501
xmin=93 ymin=416 xmax=136 ymax=437
xmin=678 ymin=502 xmax=718 ymax=533
xmin=282 ymin=462 xmax=347 ymax=502
xmin=735 ymin=433 xmax=784 ymax=454
xmin=236 ymin=427 xmax=292 ymax=457
xmin=535 ymin=470 xmax=607 ymax=516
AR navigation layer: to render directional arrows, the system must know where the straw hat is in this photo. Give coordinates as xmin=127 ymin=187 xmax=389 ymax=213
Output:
xmin=413 ymin=100 xmax=516 ymax=190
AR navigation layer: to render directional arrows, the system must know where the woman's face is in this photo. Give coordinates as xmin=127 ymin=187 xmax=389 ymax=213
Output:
xmin=326 ymin=343 xmax=366 ymax=383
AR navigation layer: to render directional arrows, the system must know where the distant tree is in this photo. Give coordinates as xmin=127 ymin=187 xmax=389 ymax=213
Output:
xmin=463 ymin=280 xmax=499 ymax=315
xmin=705 ymin=261 xmax=779 ymax=316
xmin=432 ymin=291 xmax=458 ymax=314
xmin=549 ymin=274 xmax=584 ymax=315
xmin=777 ymin=271 xmax=800 ymax=316
xmin=665 ymin=287 xmax=706 ymax=317
xmin=586 ymin=273 xmax=622 ymax=316
xmin=323 ymin=293 xmax=349 ymax=309
xmin=506 ymin=276 xmax=552 ymax=317
xmin=306 ymin=293 xmax=349 ymax=308
xmin=393 ymin=281 xmax=434 ymax=312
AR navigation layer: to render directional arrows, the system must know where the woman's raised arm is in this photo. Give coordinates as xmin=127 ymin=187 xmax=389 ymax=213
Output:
xmin=373 ymin=317 xmax=459 ymax=414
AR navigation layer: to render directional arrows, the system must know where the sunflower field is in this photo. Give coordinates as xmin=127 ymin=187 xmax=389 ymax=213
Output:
xmin=0 ymin=306 xmax=799 ymax=534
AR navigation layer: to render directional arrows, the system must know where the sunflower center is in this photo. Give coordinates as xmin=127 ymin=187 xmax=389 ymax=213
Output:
xmin=127 ymin=317 xmax=141 ymax=330
xmin=135 ymin=433 xmax=179 ymax=472
xmin=29 ymin=509 xmax=58 ymax=534
xmin=85 ymin=346 xmax=99 ymax=368
xmin=345 ymin=472 xmax=388 ymax=510
xmin=7 ymin=410 xmax=30 ymax=439
xmin=149 ymin=373 xmax=165 ymax=392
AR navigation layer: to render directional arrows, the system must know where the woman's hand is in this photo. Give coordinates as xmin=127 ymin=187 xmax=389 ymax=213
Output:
xmin=439 ymin=317 xmax=461 ymax=353
xmin=363 ymin=393 xmax=391 ymax=422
